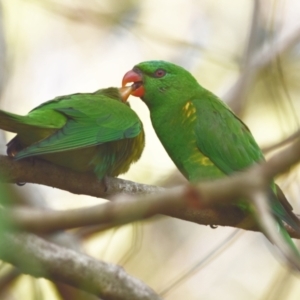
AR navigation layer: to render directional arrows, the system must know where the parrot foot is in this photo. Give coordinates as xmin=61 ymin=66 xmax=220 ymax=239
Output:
xmin=102 ymin=176 xmax=108 ymax=193
xmin=6 ymin=137 xmax=27 ymax=186
xmin=6 ymin=136 xmax=22 ymax=158
xmin=210 ymin=225 xmax=218 ymax=229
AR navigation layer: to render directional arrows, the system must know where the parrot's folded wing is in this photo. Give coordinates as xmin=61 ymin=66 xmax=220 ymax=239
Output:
xmin=192 ymin=97 xmax=300 ymax=233
xmin=15 ymin=107 xmax=142 ymax=159
xmin=192 ymin=98 xmax=263 ymax=174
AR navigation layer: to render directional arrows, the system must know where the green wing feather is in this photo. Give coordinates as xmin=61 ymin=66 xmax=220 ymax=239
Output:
xmin=192 ymin=95 xmax=300 ymax=233
xmin=0 ymin=109 xmax=64 ymax=132
xmin=14 ymin=92 xmax=142 ymax=159
xmin=192 ymin=95 xmax=264 ymax=175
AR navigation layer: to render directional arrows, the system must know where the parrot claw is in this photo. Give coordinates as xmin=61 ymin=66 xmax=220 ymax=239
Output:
xmin=6 ymin=136 xmax=22 ymax=158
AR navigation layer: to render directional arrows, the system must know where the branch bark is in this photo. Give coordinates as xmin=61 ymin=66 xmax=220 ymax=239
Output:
xmin=0 ymin=155 xmax=161 ymax=197
xmin=0 ymin=232 xmax=161 ymax=300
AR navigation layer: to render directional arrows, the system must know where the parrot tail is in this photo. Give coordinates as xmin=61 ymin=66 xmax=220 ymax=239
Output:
xmin=0 ymin=110 xmax=25 ymax=133
xmin=274 ymin=218 xmax=300 ymax=272
xmin=263 ymin=188 xmax=300 ymax=268
xmin=272 ymin=185 xmax=300 ymax=234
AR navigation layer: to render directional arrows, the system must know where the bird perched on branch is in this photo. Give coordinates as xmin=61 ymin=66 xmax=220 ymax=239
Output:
xmin=0 ymin=86 xmax=144 ymax=179
xmin=122 ymin=60 xmax=300 ymax=268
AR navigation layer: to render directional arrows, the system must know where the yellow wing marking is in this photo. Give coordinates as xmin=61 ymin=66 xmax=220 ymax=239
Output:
xmin=199 ymin=156 xmax=214 ymax=166
xmin=182 ymin=101 xmax=197 ymax=120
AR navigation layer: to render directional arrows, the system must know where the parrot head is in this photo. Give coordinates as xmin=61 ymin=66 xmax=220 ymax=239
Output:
xmin=122 ymin=60 xmax=200 ymax=108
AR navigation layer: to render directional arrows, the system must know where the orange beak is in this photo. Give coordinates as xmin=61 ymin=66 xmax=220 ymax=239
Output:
xmin=122 ymin=70 xmax=145 ymax=98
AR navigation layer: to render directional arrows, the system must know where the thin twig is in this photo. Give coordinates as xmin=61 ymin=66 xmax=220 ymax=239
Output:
xmin=225 ymin=21 xmax=300 ymax=113
xmin=223 ymin=0 xmax=262 ymax=114
xmin=262 ymin=130 xmax=300 ymax=154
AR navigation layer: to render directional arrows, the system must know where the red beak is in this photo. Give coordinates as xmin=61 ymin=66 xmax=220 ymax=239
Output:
xmin=122 ymin=70 xmax=145 ymax=98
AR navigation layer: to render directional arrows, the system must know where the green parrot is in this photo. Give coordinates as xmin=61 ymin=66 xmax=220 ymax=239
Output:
xmin=122 ymin=60 xmax=300 ymax=265
xmin=0 ymin=86 xmax=145 ymax=179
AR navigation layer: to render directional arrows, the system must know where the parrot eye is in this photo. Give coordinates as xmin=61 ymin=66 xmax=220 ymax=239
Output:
xmin=154 ymin=69 xmax=166 ymax=78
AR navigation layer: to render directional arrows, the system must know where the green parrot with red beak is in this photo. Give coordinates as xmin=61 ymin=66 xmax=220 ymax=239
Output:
xmin=0 ymin=86 xmax=144 ymax=179
xmin=122 ymin=60 xmax=300 ymax=268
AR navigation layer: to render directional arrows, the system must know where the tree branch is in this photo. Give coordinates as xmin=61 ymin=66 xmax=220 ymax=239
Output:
xmin=0 ymin=155 xmax=161 ymax=197
xmin=0 ymin=232 xmax=161 ymax=300
xmin=1 ymin=133 xmax=300 ymax=240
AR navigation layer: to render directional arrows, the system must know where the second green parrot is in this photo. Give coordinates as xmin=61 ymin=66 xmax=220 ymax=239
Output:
xmin=122 ymin=60 xmax=300 ymax=266
xmin=0 ymin=86 xmax=145 ymax=179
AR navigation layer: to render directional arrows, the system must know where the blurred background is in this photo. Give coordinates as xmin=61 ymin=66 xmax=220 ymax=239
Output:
xmin=1 ymin=0 xmax=300 ymax=299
